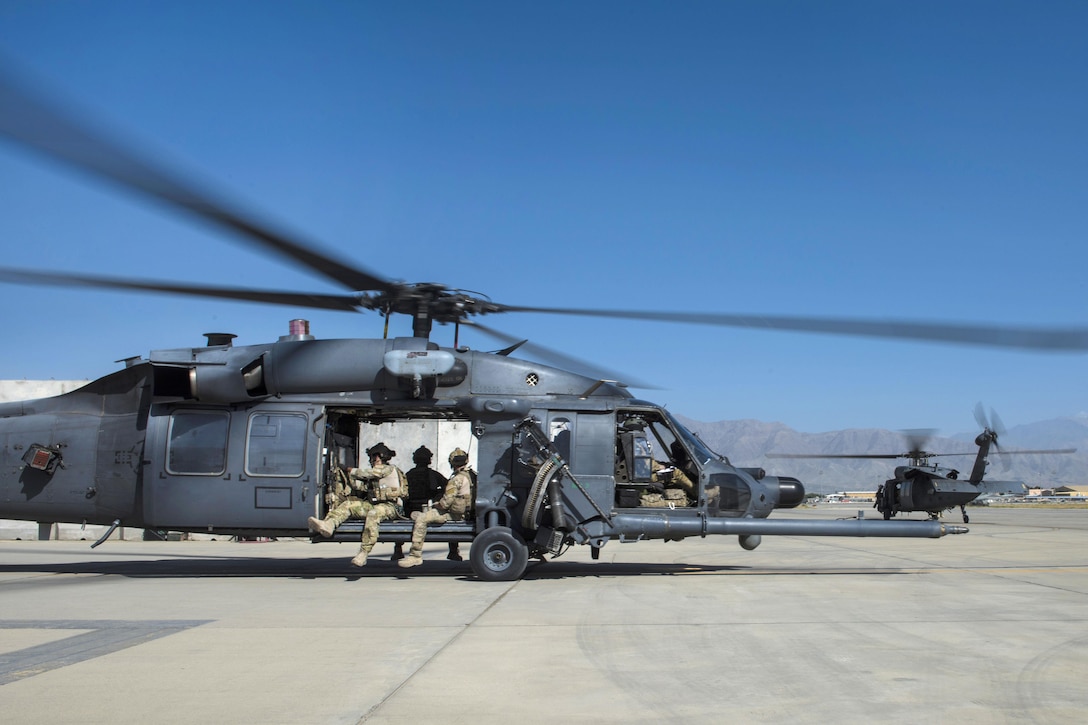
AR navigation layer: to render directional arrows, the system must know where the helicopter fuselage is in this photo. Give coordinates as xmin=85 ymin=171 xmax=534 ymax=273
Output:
xmin=877 ymin=465 xmax=986 ymax=518
xmin=0 ymin=332 xmax=964 ymax=580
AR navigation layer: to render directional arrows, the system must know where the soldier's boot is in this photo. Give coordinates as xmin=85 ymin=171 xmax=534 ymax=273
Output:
xmin=391 ymin=542 xmax=404 ymax=560
xmin=350 ymin=548 xmax=368 ymax=567
xmin=307 ymin=516 xmax=335 ymax=538
xmin=447 ymin=542 xmax=462 ymax=561
xmin=398 ymin=542 xmax=425 ymax=568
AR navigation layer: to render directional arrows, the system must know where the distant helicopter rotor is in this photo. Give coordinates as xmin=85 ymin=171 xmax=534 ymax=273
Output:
xmin=973 ymin=402 xmax=1006 ymax=453
xmin=766 ymin=428 xmax=963 ymax=467
xmin=768 ymin=413 xmax=1075 ymax=466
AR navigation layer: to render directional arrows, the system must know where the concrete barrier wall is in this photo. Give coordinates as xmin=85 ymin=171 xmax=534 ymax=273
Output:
xmin=0 ymin=379 xmax=90 ymax=403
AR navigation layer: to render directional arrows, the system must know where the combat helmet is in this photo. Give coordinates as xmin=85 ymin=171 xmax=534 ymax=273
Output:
xmin=448 ymin=447 xmax=469 ymax=468
xmin=366 ymin=442 xmax=395 ymax=462
xmin=412 ymin=446 xmax=433 ymax=465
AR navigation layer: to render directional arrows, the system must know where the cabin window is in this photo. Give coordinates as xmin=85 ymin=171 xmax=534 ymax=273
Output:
xmin=167 ymin=411 xmax=229 ymax=475
xmin=245 ymin=413 xmax=307 ymax=477
xmin=549 ymin=417 xmax=572 ymax=462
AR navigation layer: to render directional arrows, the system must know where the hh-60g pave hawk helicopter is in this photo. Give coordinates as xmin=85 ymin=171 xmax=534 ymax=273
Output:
xmin=768 ymin=406 xmax=1076 ymax=524
xmin=2 ymin=70 xmax=1086 ymax=581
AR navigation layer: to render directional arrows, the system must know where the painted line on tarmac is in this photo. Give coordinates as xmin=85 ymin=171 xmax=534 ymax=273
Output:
xmin=0 ymin=619 xmax=210 ymax=685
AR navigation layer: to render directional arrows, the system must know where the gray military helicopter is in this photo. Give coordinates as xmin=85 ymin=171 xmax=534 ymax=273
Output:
xmin=3 ymin=69 xmax=1086 ymax=580
xmin=768 ymin=407 xmax=1075 ymax=523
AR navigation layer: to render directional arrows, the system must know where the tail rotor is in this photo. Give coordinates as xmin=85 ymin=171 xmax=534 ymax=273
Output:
xmin=974 ymin=402 xmax=1008 ymax=468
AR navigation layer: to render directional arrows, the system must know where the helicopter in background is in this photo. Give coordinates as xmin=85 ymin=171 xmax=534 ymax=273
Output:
xmin=768 ymin=406 xmax=1076 ymax=523
xmin=2 ymin=67 xmax=1086 ymax=579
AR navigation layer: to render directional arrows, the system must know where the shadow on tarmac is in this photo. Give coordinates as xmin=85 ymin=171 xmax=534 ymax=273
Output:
xmin=0 ymin=551 xmax=920 ymax=581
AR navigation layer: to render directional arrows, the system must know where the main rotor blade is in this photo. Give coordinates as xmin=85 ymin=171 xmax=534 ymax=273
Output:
xmin=496 ymin=305 xmax=1088 ymax=352
xmin=902 ymin=429 xmax=936 ymax=455
xmin=978 ymin=448 xmax=1077 ymax=456
xmin=765 ymin=453 xmax=903 ymax=459
xmin=0 ymin=66 xmax=394 ymax=294
xmin=768 ymin=448 xmax=1075 ymax=459
xmin=0 ymin=267 xmax=363 ymax=311
xmin=464 ymin=320 xmax=657 ymax=389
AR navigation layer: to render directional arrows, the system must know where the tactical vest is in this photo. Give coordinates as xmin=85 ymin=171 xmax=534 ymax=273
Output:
xmin=445 ymin=469 xmax=475 ymax=519
xmin=371 ymin=466 xmax=404 ymax=504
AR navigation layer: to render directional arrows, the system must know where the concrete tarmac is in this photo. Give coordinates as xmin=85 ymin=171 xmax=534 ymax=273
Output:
xmin=1 ymin=506 xmax=1086 ymax=724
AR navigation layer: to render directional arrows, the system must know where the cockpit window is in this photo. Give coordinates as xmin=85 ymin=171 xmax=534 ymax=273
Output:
xmin=662 ymin=410 xmax=724 ymax=466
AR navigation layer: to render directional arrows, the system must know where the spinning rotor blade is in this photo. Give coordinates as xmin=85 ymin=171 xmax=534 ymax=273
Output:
xmin=935 ymin=447 xmax=1077 ymax=456
xmin=767 ymin=413 xmax=1076 ymax=463
xmin=496 ymin=305 xmax=1088 ymax=352
xmin=0 ymin=268 xmax=364 ymax=312
xmin=766 ymin=451 xmax=1002 ymax=460
xmin=973 ymin=403 xmax=1009 ymax=439
xmin=972 ymin=402 xmax=1009 ymax=466
xmin=902 ymin=429 xmax=936 ymax=457
xmin=6 ymin=64 xmax=1088 ymax=356
xmin=765 ymin=453 xmax=903 ymax=459
xmin=0 ymin=66 xmax=394 ymax=295
xmin=464 ymin=320 xmax=657 ymax=389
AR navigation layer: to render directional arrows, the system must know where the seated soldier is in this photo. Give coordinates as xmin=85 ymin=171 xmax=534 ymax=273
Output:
xmin=397 ymin=448 xmax=474 ymax=568
xmin=393 ymin=445 xmax=462 ymax=561
xmin=308 ymin=442 xmax=406 ymax=566
xmin=640 ymin=441 xmax=697 ymax=507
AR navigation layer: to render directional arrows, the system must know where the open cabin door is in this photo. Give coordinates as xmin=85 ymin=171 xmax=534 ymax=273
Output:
xmin=143 ymin=402 xmax=321 ymax=532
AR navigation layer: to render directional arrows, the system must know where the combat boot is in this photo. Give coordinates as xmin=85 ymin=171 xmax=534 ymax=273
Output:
xmin=391 ymin=542 xmax=404 ymax=561
xmin=447 ymin=543 xmax=462 ymax=561
xmin=397 ymin=554 xmax=423 ymax=568
xmin=308 ymin=516 xmax=334 ymax=538
xmin=350 ymin=549 xmax=368 ymax=567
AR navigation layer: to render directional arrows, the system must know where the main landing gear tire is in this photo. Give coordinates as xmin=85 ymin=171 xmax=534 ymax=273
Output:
xmin=470 ymin=527 xmax=529 ymax=582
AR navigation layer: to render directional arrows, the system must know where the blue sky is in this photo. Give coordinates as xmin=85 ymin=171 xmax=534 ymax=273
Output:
xmin=0 ymin=1 xmax=1085 ymax=435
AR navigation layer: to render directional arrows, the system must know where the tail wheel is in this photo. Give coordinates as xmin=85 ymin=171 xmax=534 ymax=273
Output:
xmin=470 ymin=527 xmax=529 ymax=582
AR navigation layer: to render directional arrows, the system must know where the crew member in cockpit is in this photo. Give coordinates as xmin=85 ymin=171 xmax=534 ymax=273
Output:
xmin=642 ymin=441 xmax=697 ymax=507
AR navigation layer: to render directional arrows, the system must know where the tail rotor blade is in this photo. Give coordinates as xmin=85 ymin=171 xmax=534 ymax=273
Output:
xmin=973 ymin=402 xmax=989 ymax=431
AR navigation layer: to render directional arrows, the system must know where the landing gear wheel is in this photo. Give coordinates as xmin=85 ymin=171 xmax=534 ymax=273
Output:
xmin=470 ymin=527 xmax=529 ymax=582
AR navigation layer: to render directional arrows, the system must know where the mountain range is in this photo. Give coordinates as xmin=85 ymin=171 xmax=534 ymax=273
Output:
xmin=678 ymin=414 xmax=1088 ymax=494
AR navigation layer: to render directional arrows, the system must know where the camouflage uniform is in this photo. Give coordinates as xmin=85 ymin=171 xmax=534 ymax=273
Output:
xmin=353 ymin=462 xmax=406 ymax=566
xmin=321 ymin=495 xmax=375 ymax=530
xmin=640 ymin=459 xmax=696 ymax=507
xmin=307 ymin=442 xmax=406 ymax=567
xmin=324 ymin=466 xmax=353 ymax=509
xmin=394 ymin=446 xmax=461 ymax=560
xmin=397 ymin=448 xmax=474 ymax=568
